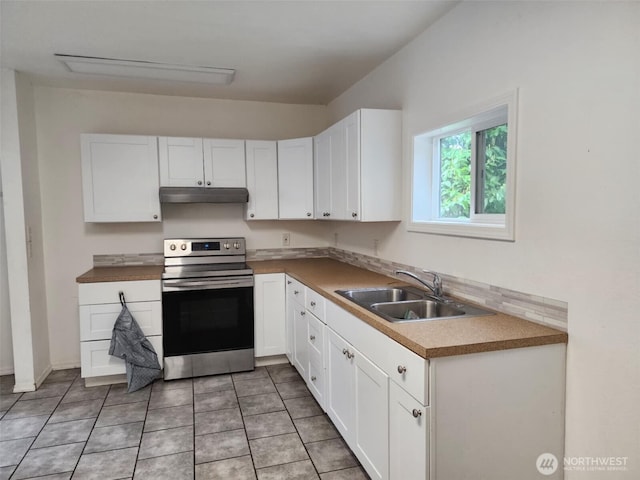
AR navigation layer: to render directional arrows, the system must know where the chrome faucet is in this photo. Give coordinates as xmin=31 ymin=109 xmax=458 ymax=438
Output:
xmin=395 ymin=270 xmax=444 ymax=300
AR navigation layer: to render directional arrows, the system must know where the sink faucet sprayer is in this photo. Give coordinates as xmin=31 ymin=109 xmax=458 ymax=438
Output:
xmin=395 ymin=270 xmax=445 ymax=300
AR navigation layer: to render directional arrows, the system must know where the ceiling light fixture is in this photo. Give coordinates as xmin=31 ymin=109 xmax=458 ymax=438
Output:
xmin=55 ymin=54 xmax=235 ymax=85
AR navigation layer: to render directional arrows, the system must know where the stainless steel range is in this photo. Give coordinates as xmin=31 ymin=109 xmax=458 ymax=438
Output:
xmin=161 ymin=238 xmax=254 ymax=380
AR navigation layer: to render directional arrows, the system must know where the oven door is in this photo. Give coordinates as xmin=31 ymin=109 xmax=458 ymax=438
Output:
xmin=162 ymin=277 xmax=254 ymax=357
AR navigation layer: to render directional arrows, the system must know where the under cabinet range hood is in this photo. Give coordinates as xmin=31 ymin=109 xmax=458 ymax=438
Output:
xmin=159 ymin=187 xmax=249 ymax=204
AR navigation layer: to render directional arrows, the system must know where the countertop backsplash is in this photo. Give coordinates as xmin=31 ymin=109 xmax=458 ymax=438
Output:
xmin=92 ymin=246 xmax=568 ymax=331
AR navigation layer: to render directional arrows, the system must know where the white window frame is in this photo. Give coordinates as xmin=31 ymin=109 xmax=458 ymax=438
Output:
xmin=410 ymin=90 xmax=518 ymax=241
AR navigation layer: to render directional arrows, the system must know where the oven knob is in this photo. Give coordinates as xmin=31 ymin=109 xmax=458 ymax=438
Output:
xmin=234 ymin=242 xmax=240 ymax=249
xmin=169 ymin=244 xmax=176 ymax=251
xmin=180 ymin=244 xmax=187 ymax=251
xmin=224 ymin=242 xmax=230 ymax=250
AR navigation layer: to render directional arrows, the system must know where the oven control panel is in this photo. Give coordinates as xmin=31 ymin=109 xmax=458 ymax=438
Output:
xmin=164 ymin=238 xmax=246 ymax=257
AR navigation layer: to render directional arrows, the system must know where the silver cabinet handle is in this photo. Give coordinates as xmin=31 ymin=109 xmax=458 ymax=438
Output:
xmin=287 ymin=281 xmax=292 ymax=285
xmin=309 ymin=335 xmax=315 ymax=341
xmin=206 ymin=181 xmax=211 ymax=186
xmin=300 ymin=311 xmax=306 ymax=316
xmin=310 ymin=301 xmax=316 ymax=307
xmin=311 ymin=376 xmax=317 ymax=381
xmin=342 ymin=348 xmax=348 ymax=356
xmin=294 ymin=290 xmax=299 ymax=295
xmin=250 ymin=213 xmax=255 ymax=218
xmin=197 ymin=180 xmax=203 ymax=185
xmin=307 ymin=212 xmax=312 ymax=217
xmin=397 ymin=365 xmax=407 ymax=374
xmin=153 ymin=214 xmax=158 ymax=219
xmin=352 ymin=212 xmax=358 ymax=218
xmin=412 ymin=409 xmax=422 ymax=418
xmin=347 ymin=351 xmax=354 ymax=359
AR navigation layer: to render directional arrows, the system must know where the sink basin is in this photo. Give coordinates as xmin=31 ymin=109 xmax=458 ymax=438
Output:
xmin=335 ymin=286 xmax=494 ymax=323
xmin=371 ymin=300 xmax=464 ymax=321
xmin=337 ymin=287 xmax=422 ymax=305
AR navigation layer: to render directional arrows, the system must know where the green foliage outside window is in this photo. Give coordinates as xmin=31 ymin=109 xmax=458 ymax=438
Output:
xmin=439 ymin=132 xmax=471 ymax=218
xmin=438 ymin=124 xmax=507 ymax=218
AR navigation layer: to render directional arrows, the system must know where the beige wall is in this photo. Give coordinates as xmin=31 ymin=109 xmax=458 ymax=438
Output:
xmin=328 ymin=2 xmax=640 ymax=477
xmin=34 ymin=86 xmax=330 ymax=368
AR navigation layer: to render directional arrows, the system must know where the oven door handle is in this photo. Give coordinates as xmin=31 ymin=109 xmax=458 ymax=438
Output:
xmin=162 ymin=278 xmax=254 ymax=291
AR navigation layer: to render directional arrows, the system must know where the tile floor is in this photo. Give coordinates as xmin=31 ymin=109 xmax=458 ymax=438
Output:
xmin=0 ymin=365 xmax=369 ymax=479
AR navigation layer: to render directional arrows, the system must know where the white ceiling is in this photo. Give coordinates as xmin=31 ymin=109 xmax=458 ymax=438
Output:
xmin=0 ymin=0 xmax=457 ymax=105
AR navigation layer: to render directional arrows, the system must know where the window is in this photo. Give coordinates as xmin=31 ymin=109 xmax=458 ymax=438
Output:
xmin=410 ymin=91 xmax=517 ymax=241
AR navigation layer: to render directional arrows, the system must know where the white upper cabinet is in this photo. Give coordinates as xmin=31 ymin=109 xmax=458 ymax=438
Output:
xmin=158 ymin=137 xmax=205 ymax=187
xmin=314 ymin=109 xmax=402 ymax=222
xmin=159 ymin=137 xmax=246 ymax=189
xmin=314 ymin=130 xmax=332 ymax=219
xmin=81 ymin=134 xmax=161 ymax=223
xmin=277 ymin=137 xmax=314 ymax=219
xmin=203 ymin=138 xmax=246 ymax=188
xmin=246 ymin=140 xmax=279 ymax=220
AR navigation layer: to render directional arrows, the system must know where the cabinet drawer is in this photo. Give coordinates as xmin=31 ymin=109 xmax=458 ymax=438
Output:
xmin=384 ymin=339 xmax=428 ymax=405
xmin=286 ymin=276 xmax=305 ymax=307
xmin=78 ymin=280 xmax=161 ymax=305
xmin=308 ymin=356 xmax=326 ymax=409
xmin=306 ymin=288 xmax=326 ymax=322
xmin=80 ymin=336 xmax=163 ymax=378
xmin=79 ymin=301 xmax=162 ymax=341
xmin=307 ymin=314 xmax=325 ymax=363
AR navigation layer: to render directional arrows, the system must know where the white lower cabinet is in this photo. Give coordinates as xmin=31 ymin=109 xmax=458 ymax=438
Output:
xmin=327 ymin=328 xmax=389 ymax=480
xmin=78 ymin=280 xmax=162 ymax=379
xmin=326 ymin=329 xmax=356 ymax=443
xmin=254 ymin=273 xmax=286 ymax=357
xmin=354 ymin=349 xmax=389 ymax=480
xmin=389 ymin=380 xmax=428 ymax=480
xmin=293 ymin=308 xmax=308 ymax=380
xmin=285 ymin=281 xmax=564 ymax=480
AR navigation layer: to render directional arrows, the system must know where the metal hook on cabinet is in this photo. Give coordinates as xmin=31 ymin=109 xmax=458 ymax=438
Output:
xmin=119 ymin=291 xmax=126 ymax=306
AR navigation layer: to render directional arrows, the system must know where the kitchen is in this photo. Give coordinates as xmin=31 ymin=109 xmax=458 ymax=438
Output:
xmin=1 ymin=1 xmax=638 ymax=480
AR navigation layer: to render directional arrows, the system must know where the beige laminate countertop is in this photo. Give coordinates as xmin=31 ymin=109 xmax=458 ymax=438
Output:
xmin=249 ymin=258 xmax=568 ymax=359
xmin=76 ymin=265 xmax=164 ymax=283
xmin=75 ymin=258 xmax=567 ymax=359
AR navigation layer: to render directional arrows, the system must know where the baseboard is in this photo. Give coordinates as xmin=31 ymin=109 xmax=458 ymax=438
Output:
xmin=35 ymin=364 xmax=53 ymax=388
xmin=0 ymin=366 xmax=15 ymax=376
xmin=84 ymin=374 xmax=127 ymax=388
xmin=51 ymin=361 xmax=82 ymax=370
xmin=255 ymin=354 xmax=289 ymax=367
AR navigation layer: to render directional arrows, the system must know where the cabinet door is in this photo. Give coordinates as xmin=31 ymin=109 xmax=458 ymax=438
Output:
xmin=326 ymin=329 xmax=355 ymax=444
xmin=158 ymin=137 xmax=204 ymax=187
xmin=293 ymin=309 xmax=308 ymax=379
xmin=246 ymin=141 xmax=279 ymax=220
xmin=329 ymin=123 xmax=347 ymax=220
xmin=344 ymin=111 xmax=361 ymax=221
xmin=203 ymin=139 xmax=246 ymax=187
xmin=81 ymin=336 xmax=162 ymax=378
xmin=81 ymin=134 xmax=161 ymax=222
xmin=285 ymin=277 xmax=295 ymax=363
xmin=79 ymin=301 xmax=162 ymax=341
xmin=389 ymin=380 xmax=429 ymax=480
xmin=354 ymin=352 xmax=389 ymax=480
xmin=254 ymin=273 xmax=286 ymax=357
xmin=314 ymin=131 xmax=332 ymax=219
xmin=277 ymin=137 xmax=314 ymax=219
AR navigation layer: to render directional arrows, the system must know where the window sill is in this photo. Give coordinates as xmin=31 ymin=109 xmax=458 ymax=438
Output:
xmin=408 ymin=220 xmax=514 ymax=241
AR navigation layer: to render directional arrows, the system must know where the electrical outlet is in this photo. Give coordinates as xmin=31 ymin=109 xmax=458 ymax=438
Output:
xmin=282 ymin=232 xmax=291 ymax=247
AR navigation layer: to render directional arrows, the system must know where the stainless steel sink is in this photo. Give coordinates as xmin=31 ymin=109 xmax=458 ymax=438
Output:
xmin=337 ymin=287 xmax=422 ymax=305
xmin=371 ymin=300 xmax=464 ymax=320
xmin=335 ymin=286 xmax=494 ymax=323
